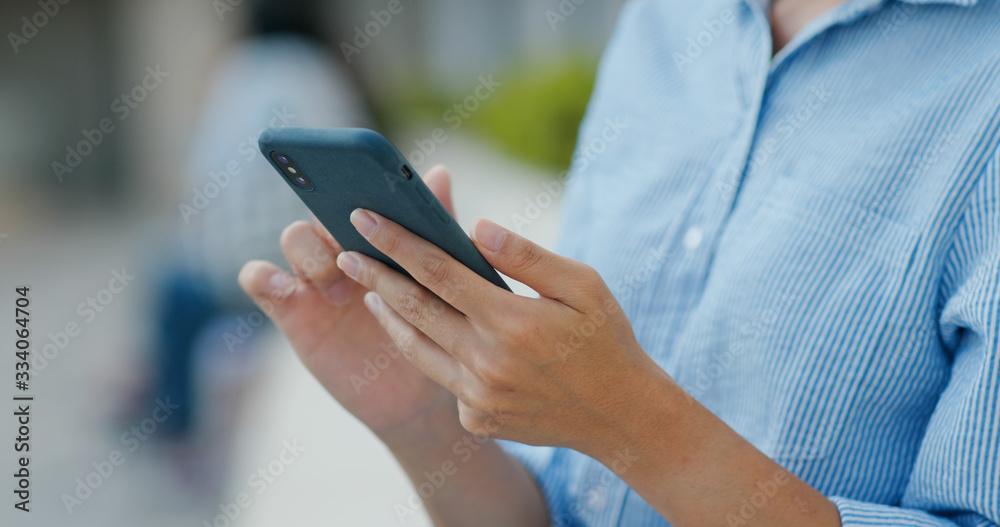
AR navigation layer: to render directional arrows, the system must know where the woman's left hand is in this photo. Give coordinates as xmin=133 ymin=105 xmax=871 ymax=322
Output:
xmin=335 ymin=208 xmax=658 ymax=453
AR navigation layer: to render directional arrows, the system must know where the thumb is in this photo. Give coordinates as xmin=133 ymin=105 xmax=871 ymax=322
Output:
xmin=471 ymin=218 xmax=592 ymax=306
xmin=423 ymin=165 xmax=455 ymax=218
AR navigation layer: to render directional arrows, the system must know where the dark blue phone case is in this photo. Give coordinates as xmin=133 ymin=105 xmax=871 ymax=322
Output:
xmin=258 ymin=127 xmax=511 ymax=292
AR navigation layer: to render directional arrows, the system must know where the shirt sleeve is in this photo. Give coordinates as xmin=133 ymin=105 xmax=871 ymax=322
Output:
xmin=497 ymin=441 xmax=579 ymax=526
xmin=831 ymin=148 xmax=1000 ymax=526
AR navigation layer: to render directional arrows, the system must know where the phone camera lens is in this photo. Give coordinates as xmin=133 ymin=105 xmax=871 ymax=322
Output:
xmin=291 ymin=172 xmax=313 ymax=190
xmin=277 ymin=155 xmax=289 ymax=164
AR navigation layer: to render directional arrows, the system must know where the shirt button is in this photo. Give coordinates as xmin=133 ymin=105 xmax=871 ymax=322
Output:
xmin=683 ymin=227 xmax=704 ymax=250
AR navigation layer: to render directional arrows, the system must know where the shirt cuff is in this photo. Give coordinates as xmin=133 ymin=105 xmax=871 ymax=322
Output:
xmin=830 ymin=496 xmax=975 ymax=527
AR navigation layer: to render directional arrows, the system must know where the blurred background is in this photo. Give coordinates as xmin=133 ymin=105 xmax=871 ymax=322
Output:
xmin=0 ymin=0 xmax=626 ymax=525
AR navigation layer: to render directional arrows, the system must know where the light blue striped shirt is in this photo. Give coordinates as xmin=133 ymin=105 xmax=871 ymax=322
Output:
xmin=499 ymin=0 xmax=1000 ymax=525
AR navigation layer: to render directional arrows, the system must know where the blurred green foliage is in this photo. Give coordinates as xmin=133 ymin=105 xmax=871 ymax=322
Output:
xmin=381 ymin=57 xmax=599 ymax=172
xmin=470 ymin=59 xmax=597 ymax=171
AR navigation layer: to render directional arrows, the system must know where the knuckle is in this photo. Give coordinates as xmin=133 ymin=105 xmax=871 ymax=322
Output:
xmin=416 ymin=254 xmax=451 ymax=289
xmin=577 ymin=264 xmax=604 ymax=286
xmin=497 ymin=314 xmax=536 ymax=347
xmin=395 ymin=291 xmax=427 ymax=326
xmin=377 ymin=228 xmax=404 ymax=256
xmin=468 ymin=351 xmax=516 ymax=392
xmin=508 ymin=240 xmax=544 ymax=273
xmin=457 ymin=402 xmax=497 ymax=438
xmin=478 ymin=364 xmax=515 ymax=392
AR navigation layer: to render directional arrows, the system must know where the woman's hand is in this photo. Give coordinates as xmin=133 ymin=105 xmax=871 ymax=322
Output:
xmin=237 ymin=166 xmax=459 ymax=444
xmin=336 ymin=208 xmax=845 ymax=527
xmin=335 ymin=208 xmax=658 ymax=453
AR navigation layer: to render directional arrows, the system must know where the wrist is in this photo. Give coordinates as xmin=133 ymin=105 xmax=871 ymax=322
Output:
xmin=582 ymin=355 xmax=689 ymax=473
xmin=377 ymin=391 xmax=464 ymax=454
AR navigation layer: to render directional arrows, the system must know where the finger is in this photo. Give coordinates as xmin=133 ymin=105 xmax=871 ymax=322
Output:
xmin=348 ymin=209 xmax=501 ymax=321
xmin=362 ymin=291 xmax=465 ymax=394
xmin=310 ymin=214 xmax=344 ymax=254
xmin=422 ymin=165 xmax=455 ymax=218
xmin=337 ymin=250 xmax=476 ymax=359
xmin=280 ymin=220 xmax=357 ymax=306
xmin=237 ymin=260 xmax=299 ymax=322
xmin=471 ymin=218 xmax=594 ymax=308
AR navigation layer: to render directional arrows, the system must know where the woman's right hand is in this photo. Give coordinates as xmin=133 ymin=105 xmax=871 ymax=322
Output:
xmin=238 ymin=165 xmax=459 ymax=445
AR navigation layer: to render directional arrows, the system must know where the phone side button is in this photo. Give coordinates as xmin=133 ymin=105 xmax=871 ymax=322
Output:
xmin=417 ymin=184 xmax=436 ymax=205
xmin=433 ymin=205 xmax=451 ymax=224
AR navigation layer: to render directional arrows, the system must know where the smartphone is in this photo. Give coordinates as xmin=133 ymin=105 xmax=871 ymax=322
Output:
xmin=258 ymin=127 xmax=511 ymax=292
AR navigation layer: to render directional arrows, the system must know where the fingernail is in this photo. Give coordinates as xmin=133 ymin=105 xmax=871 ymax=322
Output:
xmin=337 ymin=252 xmax=360 ymax=279
xmin=473 ymin=219 xmax=507 ymax=252
xmin=363 ymin=291 xmax=381 ymax=316
xmin=269 ymin=271 xmax=296 ymax=297
xmin=351 ymin=209 xmax=378 ymax=238
xmin=325 ymin=279 xmax=353 ymax=307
